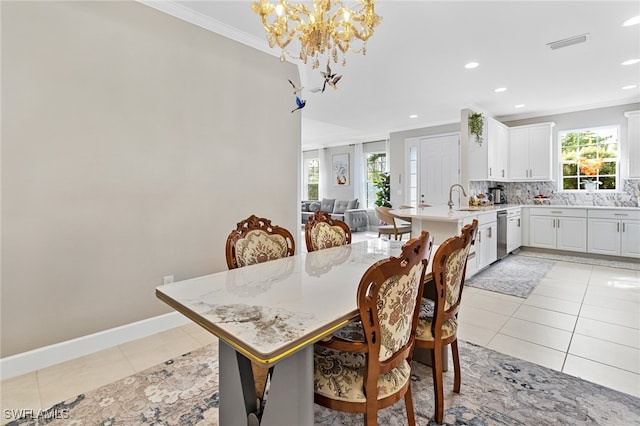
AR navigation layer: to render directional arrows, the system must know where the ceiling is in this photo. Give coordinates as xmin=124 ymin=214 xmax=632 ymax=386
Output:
xmin=145 ymin=1 xmax=640 ymax=149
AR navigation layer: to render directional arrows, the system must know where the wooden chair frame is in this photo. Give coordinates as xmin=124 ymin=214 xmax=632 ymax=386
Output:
xmin=415 ymin=220 xmax=478 ymax=423
xmin=304 ymin=210 xmax=352 ymax=252
xmin=375 ymin=206 xmax=411 ymax=240
xmin=315 ymin=231 xmax=434 ymax=425
xmin=225 ymin=215 xmax=295 ymax=270
xmin=224 ymin=214 xmax=295 ymax=406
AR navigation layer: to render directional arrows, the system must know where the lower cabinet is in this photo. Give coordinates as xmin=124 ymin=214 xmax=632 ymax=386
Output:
xmin=476 ymin=212 xmax=498 ymax=271
xmin=506 ymin=209 xmax=522 ymax=253
xmin=587 ymin=210 xmax=640 ymax=258
xmin=529 ymin=208 xmax=587 ymax=252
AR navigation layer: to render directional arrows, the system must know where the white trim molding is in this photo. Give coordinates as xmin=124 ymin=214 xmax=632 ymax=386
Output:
xmin=0 ymin=312 xmax=190 ymax=380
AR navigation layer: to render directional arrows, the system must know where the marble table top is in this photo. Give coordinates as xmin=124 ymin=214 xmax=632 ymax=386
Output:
xmin=156 ymin=239 xmax=415 ymax=366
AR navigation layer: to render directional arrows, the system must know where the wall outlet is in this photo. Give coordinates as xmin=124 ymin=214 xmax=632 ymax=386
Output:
xmin=163 ymin=275 xmax=174 ymax=285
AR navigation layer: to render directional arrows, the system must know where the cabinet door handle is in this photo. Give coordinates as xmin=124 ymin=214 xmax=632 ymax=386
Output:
xmin=517 ymin=218 xmax=521 ymax=227
xmin=617 ymin=222 xmax=620 ymax=232
xmin=551 ymin=211 xmax=563 ymax=214
xmin=489 ymin=167 xmax=492 ymax=176
xmin=502 ymin=169 xmax=505 ymax=177
xmin=557 ymin=218 xmax=560 ymax=228
xmin=552 ymin=218 xmax=555 ymax=228
xmin=623 ymin=222 xmax=626 ymax=232
xmin=614 ymin=213 xmax=629 ymax=217
xmin=488 ymin=227 xmax=493 ymax=238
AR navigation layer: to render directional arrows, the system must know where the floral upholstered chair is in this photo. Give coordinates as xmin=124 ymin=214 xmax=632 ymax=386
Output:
xmin=224 ymin=215 xmax=295 ymax=401
xmin=305 ymin=210 xmax=352 ymax=252
xmin=314 ymin=231 xmax=433 ymax=425
xmin=225 ymin=215 xmax=295 ymax=270
xmin=414 ymin=219 xmax=477 ymax=423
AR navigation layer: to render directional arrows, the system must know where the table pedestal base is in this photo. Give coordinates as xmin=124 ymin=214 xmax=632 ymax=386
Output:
xmin=219 ymin=342 xmax=314 ymax=425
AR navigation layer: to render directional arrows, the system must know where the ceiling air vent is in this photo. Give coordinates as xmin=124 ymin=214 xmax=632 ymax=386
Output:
xmin=547 ymin=33 xmax=590 ymax=50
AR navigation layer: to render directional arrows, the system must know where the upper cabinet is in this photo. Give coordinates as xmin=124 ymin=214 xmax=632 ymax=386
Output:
xmin=468 ymin=116 xmax=509 ymax=181
xmin=508 ymin=122 xmax=554 ymax=181
xmin=625 ymin=110 xmax=640 ymax=178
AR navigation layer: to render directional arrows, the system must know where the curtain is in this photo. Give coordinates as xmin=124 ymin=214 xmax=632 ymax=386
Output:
xmin=318 ymin=148 xmax=329 ymax=199
xmin=353 ymin=143 xmax=365 ymax=206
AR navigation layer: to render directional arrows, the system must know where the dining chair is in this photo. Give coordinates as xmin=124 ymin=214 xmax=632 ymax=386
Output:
xmin=414 ymin=219 xmax=478 ymax=423
xmin=305 ymin=210 xmax=352 ymax=252
xmin=314 ymin=231 xmax=434 ymax=425
xmin=375 ymin=206 xmax=412 ymax=240
xmin=224 ymin=214 xmax=295 ymax=403
xmin=225 ymin=214 xmax=295 ymax=269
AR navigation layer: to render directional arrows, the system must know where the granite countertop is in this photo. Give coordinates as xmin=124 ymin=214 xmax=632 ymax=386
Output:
xmin=391 ymin=204 xmax=640 ymax=222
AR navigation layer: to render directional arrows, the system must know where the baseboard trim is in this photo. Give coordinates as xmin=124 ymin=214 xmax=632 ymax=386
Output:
xmin=0 ymin=312 xmax=190 ymax=380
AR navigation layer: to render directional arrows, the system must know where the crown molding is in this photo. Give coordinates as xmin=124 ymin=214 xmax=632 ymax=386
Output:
xmin=137 ymin=0 xmax=275 ymax=59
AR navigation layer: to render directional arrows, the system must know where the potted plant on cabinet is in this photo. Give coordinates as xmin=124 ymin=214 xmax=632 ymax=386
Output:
xmin=468 ymin=112 xmax=484 ymax=146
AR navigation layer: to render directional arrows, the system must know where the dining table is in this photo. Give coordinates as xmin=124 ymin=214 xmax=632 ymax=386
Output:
xmin=156 ymin=238 xmax=438 ymax=426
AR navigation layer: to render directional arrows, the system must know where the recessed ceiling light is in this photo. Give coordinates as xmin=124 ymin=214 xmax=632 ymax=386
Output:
xmin=494 ymin=87 xmax=507 ymax=93
xmin=515 ymin=104 xmax=525 ymax=108
xmin=409 ymin=114 xmax=418 ymax=119
xmin=621 ymin=59 xmax=640 ymax=66
xmin=622 ymin=84 xmax=638 ymax=90
xmin=623 ymin=15 xmax=640 ymax=26
xmin=464 ymin=62 xmax=479 ymax=69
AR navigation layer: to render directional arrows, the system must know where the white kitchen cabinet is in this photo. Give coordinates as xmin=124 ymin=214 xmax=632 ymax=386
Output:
xmin=468 ymin=116 xmax=509 ymax=181
xmin=476 ymin=212 xmax=498 ymax=271
xmin=625 ymin=110 xmax=640 ymax=178
xmin=509 ymin=122 xmax=554 ymax=180
xmin=587 ymin=209 xmax=640 ymax=258
xmin=529 ymin=208 xmax=587 ymax=252
xmin=506 ymin=209 xmax=522 ymax=253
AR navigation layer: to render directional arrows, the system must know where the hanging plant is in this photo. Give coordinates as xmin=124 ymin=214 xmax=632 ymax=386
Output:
xmin=468 ymin=112 xmax=484 ymax=146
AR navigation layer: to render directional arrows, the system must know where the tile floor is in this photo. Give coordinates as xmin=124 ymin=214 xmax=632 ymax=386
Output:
xmin=2 ymin=231 xmax=639 ymax=424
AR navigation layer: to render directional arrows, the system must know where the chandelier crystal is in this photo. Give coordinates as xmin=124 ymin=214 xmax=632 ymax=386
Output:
xmin=251 ymin=0 xmax=382 ymax=69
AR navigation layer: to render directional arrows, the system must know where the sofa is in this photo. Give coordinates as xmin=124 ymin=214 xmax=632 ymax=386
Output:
xmin=301 ymin=198 xmax=369 ymax=231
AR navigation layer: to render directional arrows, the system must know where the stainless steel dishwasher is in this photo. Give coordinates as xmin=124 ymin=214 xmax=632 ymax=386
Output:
xmin=497 ymin=210 xmax=508 ymax=259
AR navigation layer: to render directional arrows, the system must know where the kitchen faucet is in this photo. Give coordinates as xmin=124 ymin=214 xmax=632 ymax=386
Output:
xmin=448 ymin=184 xmax=468 ymax=209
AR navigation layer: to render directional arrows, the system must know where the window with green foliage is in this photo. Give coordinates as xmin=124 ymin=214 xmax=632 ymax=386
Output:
xmin=365 ymin=152 xmax=386 ymax=208
xmin=559 ymin=126 xmax=619 ymax=191
xmin=305 ymin=158 xmax=319 ymax=200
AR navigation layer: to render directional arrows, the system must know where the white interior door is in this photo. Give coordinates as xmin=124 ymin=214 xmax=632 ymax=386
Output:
xmin=419 ymin=134 xmax=460 ymax=206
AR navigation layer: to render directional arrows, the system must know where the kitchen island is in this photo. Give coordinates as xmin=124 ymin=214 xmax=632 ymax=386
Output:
xmin=391 ymin=205 xmax=522 ymax=277
xmin=391 ymin=205 xmax=516 ymax=244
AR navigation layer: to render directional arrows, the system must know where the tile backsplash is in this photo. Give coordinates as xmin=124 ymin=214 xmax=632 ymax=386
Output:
xmin=469 ymin=178 xmax=640 ymax=207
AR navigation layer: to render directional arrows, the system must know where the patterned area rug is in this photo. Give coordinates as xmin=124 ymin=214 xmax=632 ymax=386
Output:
xmin=465 ymin=255 xmax=555 ymax=298
xmin=10 ymin=339 xmax=640 ymax=425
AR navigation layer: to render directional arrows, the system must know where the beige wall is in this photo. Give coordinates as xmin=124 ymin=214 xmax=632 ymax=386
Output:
xmin=1 ymin=1 xmax=300 ymax=357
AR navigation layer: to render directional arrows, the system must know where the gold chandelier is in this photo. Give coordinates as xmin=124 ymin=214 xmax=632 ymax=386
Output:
xmin=251 ymin=0 xmax=382 ymax=69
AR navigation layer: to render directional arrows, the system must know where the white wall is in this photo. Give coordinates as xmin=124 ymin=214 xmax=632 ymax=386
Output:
xmin=1 ymin=1 xmax=300 ymax=357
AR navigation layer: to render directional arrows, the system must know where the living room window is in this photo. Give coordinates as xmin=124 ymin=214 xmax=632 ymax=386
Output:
xmin=559 ymin=126 xmax=619 ymax=191
xmin=365 ymin=152 xmax=386 ymax=208
xmin=304 ymin=158 xmax=319 ymax=200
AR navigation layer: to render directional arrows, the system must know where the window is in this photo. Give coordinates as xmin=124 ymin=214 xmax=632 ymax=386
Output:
xmin=365 ymin=152 xmax=386 ymax=208
xmin=304 ymin=158 xmax=319 ymax=200
xmin=560 ymin=126 xmax=619 ymax=191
